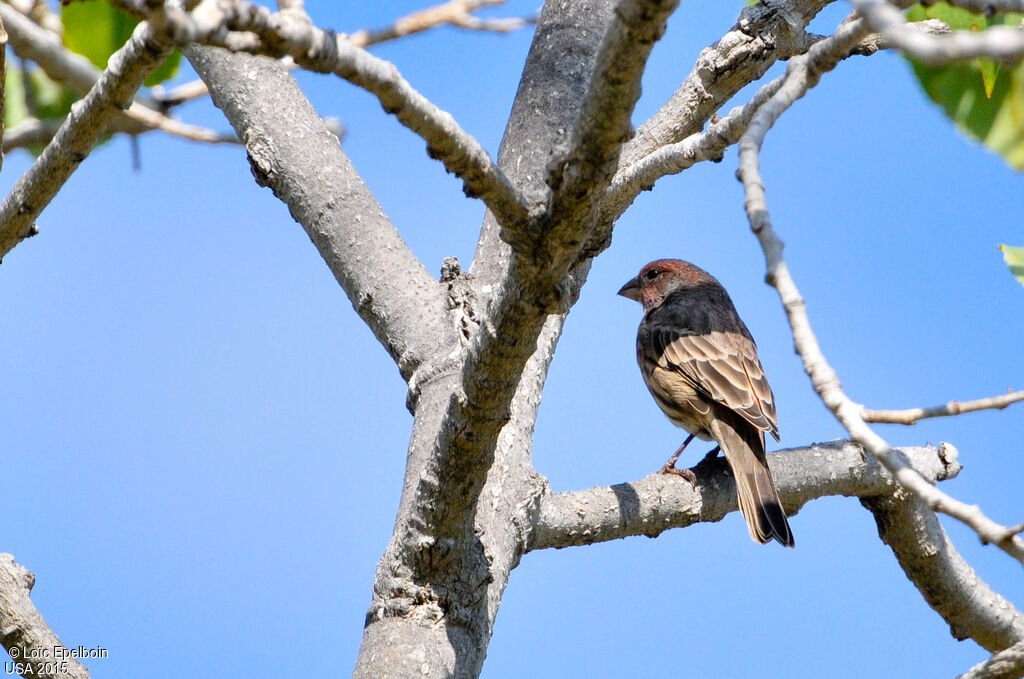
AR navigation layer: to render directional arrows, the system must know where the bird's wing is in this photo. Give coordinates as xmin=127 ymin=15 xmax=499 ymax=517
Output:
xmin=651 ymin=327 xmax=779 ymax=440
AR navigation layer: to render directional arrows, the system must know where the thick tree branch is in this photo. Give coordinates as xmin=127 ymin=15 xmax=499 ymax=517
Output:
xmin=958 ymin=641 xmax=1024 ymax=679
xmin=0 ymin=554 xmax=90 ymax=679
xmin=186 ymin=47 xmax=451 ymax=380
xmin=736 ymin=11 xmax=1024 ymax=563
xmin=531 ymin=441 xmax=957 ymax=551
xmin=863 ymin=494 xmax=1024 ymax=654
xmin=520 ymin=0 xmax=679 ymax=267
xmin=0 ymin=21 xmax=171 ymax=260
xmin=356 ymin=1 xmax=679 ymax=674
xmin=863 ymin=389 xmax=1024 ymax=424
xmin=428 ymin=0 xmax=677 ymax=527
xmin=394 ymin=0 xmax=678 ymax=534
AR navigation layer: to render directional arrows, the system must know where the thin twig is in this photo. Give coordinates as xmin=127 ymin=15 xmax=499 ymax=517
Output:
xmin=596 ymin=77 xmax=785 ymax=241
xmin=152 ymin=0 xmax=536 ymax=109
xmin=0 ymin=13 xmax=7 ymax=171
xmin=597 ymin=18 xmax=953 ymax=238
xmin=1 ymin=5 xmax=235 ymax=146
xmin=863 ymin=390 xmax=1024 ymax=424
xmin=736 ymin=10 xmax=1024 ymax=565
xmin=123 ymin=102 xmax=239 ymax=142
xmin=348 ymin=0 xmax=535 ymax=48
xmin=619 ymin=0 xmax=833 ymax=170
xmin=109 ymin=0 xmax=533 ymax=233
xmin=2 ymin=114 xmax=238 ymax=151
xmin=152 ymin=76 xmax=211 ymax=107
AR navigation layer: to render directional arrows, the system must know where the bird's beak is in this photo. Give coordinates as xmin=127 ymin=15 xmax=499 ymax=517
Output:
xmin=617 ymin=276 xmax=642 ymax=302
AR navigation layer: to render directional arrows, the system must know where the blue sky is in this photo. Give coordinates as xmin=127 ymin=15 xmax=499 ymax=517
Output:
xmin=2 ymin=1 xmax=1023 ymax=677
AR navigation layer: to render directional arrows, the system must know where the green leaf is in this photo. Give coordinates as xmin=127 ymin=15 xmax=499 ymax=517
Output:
xmin=5 ymin=65 xmax=29 ymax=130
xmin=1000 ymin=245 xmax=1024 ymax=287
xmin=909 ymin=58 xmax=1024 ymax=169
xmin=4 ymin=65 xmax=77 ymax=127
xmin=906 ymin=4 xmax=1024 ymax=169
xmin=4 ymin=64 xmax=80 ymax=155
xmin=27 ymin=69 xmax=78 ymax=121
xmin=62 ymin=1 xmax=137 ymax=71
xmin=907 ymin=2 xmax=986 ymax=30
xmin=979 ymin=59 xmax=998 ymax=98
xmin=62 ymin=0 xmax=181 ymax=87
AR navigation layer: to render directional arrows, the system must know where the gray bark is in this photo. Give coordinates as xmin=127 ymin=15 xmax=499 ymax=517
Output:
xmin=0 ymin=1 xmax=1021 ymax=677
xmin=0 ymin=555 xmax=90 ymax=679
xmin=148 ymin=2 xmax=1023 ymax=677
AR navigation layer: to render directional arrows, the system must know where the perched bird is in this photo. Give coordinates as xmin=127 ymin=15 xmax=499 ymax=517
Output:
xmin=618 ymin=259 xmax=794 ymax=547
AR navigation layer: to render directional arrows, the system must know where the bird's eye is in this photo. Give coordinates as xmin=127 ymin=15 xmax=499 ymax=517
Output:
xmin=643 ymin=268 xmax=661 ymax=282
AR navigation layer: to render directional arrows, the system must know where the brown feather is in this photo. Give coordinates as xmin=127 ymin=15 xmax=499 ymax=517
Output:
xmin=623 ymin=258 xmax=793 ymax=546
xmin=708 ymin=408 xmax=793 ymax=546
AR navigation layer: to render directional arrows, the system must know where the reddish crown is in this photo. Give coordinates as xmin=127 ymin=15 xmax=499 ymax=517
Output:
xmin=618 ymin=259 xmax=717 ymax=311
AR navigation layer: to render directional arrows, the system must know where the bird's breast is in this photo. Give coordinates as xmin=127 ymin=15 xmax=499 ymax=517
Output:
xmin=642 ymin=363 xmax=714 ymax=441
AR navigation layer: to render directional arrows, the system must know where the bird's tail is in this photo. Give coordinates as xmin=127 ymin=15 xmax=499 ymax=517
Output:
xmin=709 ymin=410 xmax=794 ymax=547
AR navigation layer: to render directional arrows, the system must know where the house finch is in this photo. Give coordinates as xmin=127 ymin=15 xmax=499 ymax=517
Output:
xmin=618 ymin=259 xmax=794 ymax=547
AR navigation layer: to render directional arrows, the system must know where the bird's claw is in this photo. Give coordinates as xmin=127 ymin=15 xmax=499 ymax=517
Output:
xmin=659 ymin=464 xmax=697 ymax=487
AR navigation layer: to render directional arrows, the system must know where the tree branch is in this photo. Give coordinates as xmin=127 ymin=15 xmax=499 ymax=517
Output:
xmin=0 ymin=21 xmax=172 ymax=260
xmin=855 ymin=0 xmax=1024 ymax=64
xmin=619 ymin=0 xmax=833 ymax=170
xmin=110 ymin=0 xmax=532 ymax=234
xmin=2 ymin=114 xmax=238 ymax=151
xmin=0 ymin=13 xmax=7 ymax=171
xmin=355 ymin=1 xmax=678 ymax=673
xmin=429 ymin=0 xmax=678 ymax=522
xmin=862 ymin=389 xmax=1024 ymax=424
xmin=186 ymin=46 xmax=451 ymax=381
xmin=519 ymin=0 xmax=679 ymax=267
xmin=0 ymin=5 xmax=219 ymax=146
xmin=598 ymin=75 xmax=784 ymax=233
xmin=863 ymin=494 xmax=1024 ymax=654
xmin=0 ymin=554 xmax=90 ymax=679
xmin=530 ymin=441 xmax=957 ymax=551
xmin=580 ymin=0 xmax=833 ymax=257
xmin=347 ymin=0 xmax=535 ymax=48
xmin=596 ymin=17 xmax=953 ymax=231
xmin=958 ymin=641 xmax=1024 ymax=679
xmin=736 ymin=10 xmax=1024 ymax=564
xmin=153 ymin=0 xmax=536 ymax=108
xmin=0 ymin=6 xmax=98 ymax=94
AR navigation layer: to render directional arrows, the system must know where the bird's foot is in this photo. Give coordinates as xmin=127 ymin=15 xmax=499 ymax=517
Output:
xmin=659 ymin=463 xmax=697 ymax=487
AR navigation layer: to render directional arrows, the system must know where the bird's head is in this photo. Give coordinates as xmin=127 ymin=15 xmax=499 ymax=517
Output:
xmin=617 ymin=259 xmax=716 ymax=311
